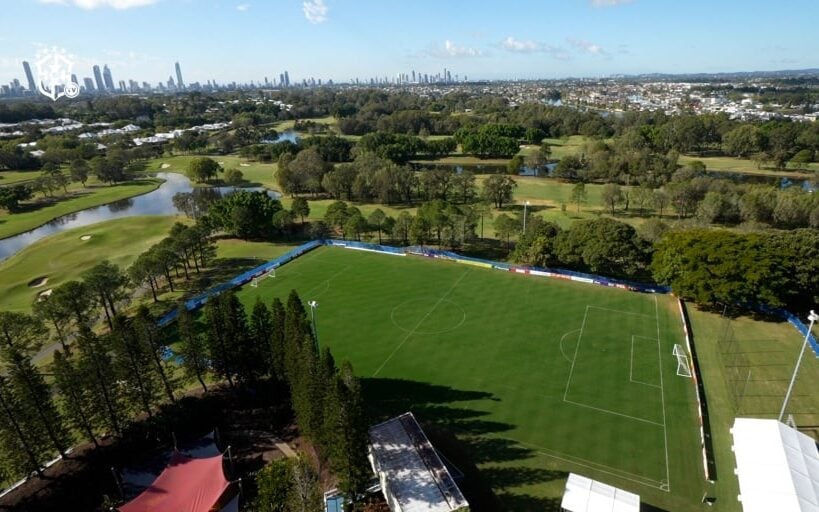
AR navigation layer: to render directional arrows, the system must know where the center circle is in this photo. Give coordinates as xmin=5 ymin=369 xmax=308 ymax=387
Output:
xmin=391 ymin=297 xmax=466 ymax=335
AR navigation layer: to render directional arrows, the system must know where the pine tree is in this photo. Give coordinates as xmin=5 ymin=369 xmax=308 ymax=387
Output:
xmin=0 ymin=375 xmax=43 ymax=478
xmin=334 ymin=361 xmax=371 ymax=499
xmin=249 ymin=298 xmax=274 ymax=379
xmin=75 ymin=326 xmax=124 ymax=435
xmin=177 ymin=307 xmax=210 ymax=392
xmin=0 ymin=312 xmax=71 ymax=458
xmin=204 ymin=295 xmax=236 ymax=388
xmin=52 ymin=350 xmax=100 ymax=448
xmin=110 ymin=316 xmax=159 ymax=419
xmin=133 ymin=306 xmax=176 ymax=403
xmin=269 ymin=297 xmax=287 ymax=379
xmin=284 ymin=290 xmax=312 ymax=384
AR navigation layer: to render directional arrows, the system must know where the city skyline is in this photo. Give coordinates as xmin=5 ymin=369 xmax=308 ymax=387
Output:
xmin=0 ymin=0 xmax=818 ymax=87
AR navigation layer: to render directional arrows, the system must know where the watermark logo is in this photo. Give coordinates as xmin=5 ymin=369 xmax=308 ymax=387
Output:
xmin=34 ymin=47 xmax=80 ymax=101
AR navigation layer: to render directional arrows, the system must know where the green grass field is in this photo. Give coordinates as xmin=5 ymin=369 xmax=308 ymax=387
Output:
xmin=232 ymin=246 xmax=705 ymax=510
xmin=0 ymin=215 xmax=183 ymax=313
xmin=146 ymin=156 xmax=278 ymax=189
xmin=0 ymin=178 xmax=162 ymax=240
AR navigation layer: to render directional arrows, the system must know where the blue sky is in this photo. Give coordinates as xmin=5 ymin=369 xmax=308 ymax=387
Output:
xmin=1 ymin=0 xmax=817 ymax=86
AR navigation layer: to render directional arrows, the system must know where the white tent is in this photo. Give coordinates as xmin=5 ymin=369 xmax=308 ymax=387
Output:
xmin=560 ymin=473 xmax=639 ymax=512
xmin=731 ymin=418 xmax=819 ymax=512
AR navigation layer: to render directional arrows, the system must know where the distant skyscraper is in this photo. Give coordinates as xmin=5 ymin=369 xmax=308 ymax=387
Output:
xmin=167 ymin=76 xmax=175 ymax=89
xmin=175 ymin=62 xmax=185 ymax=90
xmin=71 ymin=73 xmax=78 ymax=86
xmin=83 ymin=77 xmax=95 ymax=92
xmin=22 ymin=61 xmax=36 ymax=93
xmin=102 ymin=65 xmax=114 ymax=90
xmin=93 ymin=65 xmax=105 ymax=91
xmin=284 ymin=71 xmax=290 ymax=87
xmin=118 ymin=80 xmax=126 ymax=92
xmin=279 ymin=73 xmax=285 ymax=86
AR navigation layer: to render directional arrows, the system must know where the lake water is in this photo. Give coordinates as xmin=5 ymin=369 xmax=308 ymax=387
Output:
xmin=0 ymin=172 xmax=279 ymax=262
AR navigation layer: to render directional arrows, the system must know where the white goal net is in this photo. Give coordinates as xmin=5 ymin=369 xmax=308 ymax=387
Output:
xmin=673 ymin=344 xmax=692 ymax=378
xmin=250 ymin=267 xmax=276 ymax=288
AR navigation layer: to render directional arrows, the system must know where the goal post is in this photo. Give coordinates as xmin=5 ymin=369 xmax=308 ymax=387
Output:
xmin=250 ymin=267 xmax=276 ymax=288
xmin=673 ymin=344 xmax=692 ymax=378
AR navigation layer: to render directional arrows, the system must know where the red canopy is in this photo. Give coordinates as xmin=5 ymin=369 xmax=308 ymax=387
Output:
xmin=119 ymin=452 xmax=230 ymax=512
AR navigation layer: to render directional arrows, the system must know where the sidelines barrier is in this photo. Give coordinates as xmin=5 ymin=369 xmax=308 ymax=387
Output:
xmin=754 ymin=304 xmax=819 ymax=357
xmin=405 ymin=245 xmax=669 ymax=294
xmin=156 ymin=240 xmax=322 ymax=327
xmin=324 ymin=239 xmax=406 ymax=256
xmin=677 ymin=299 xmax=717 ymax=482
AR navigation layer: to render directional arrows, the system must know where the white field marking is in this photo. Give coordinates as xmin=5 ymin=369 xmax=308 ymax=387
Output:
xmin=655 ymin=295 xmax=671 ymax=493
xmin=373 ymin=269 xmax=471 ymax=377
xmin=559 ymin=329 xmax=582 ymax=364
xmin=302 ymin=265 xmax=350 ymax=298
xmin=588 ymin=305 xmax=655 ymax=319
xmin=630 ymin=335 xmax=662 ymax=389
xmin=390 ymin=298 xmax=467 ymax=335
xmin=562 ymin=398 xmax=666 ymax=427
xmin=501 ymin=436 xmax=668 ymax=491
xmin=563 ymin=306 xmax=589 ymax=401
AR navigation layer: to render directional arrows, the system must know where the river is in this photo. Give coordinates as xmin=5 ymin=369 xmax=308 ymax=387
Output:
xmin=0 ymin=172 xmax=279 ymax=262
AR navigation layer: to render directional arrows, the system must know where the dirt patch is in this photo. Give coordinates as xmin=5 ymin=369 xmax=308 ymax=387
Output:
xmin=160 ymin=163 xmax=171 ymax=169
xmin=28 ymin=276 xmax=48 ymax=288
xmin=80 ymin=235 xmax=92 ymax=241
xmin=37 ymin=289 xmax=53 ymax=301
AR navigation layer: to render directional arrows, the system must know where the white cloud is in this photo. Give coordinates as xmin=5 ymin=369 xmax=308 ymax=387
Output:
xmin=567 ymin=38 xmax=609 ymax=56
xmin=499 ymin=37 xmax=571 ymax=60
xmin=590 ymin=0 xmax=633 ymax=6
xmin=501 ymin=36 xmax=539 ymax=53
xmin=426 ymin=40 xmax=482 ymax=59
xmin=39 ymin=0 xmax=159 ymax=9
xmin=237 ymin=3 xmax=250 ymax=11
xmin=303 ymin=0 xmax=328 ymax=24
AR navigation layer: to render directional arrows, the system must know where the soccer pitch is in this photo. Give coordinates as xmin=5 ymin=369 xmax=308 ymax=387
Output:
xmin=236 ymin=246 xmax=705 ymax=509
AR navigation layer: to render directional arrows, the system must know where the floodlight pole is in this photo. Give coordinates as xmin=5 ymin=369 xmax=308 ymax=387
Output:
xmin=523 ymin=201 xmax=530 ymax=233
xmin=309 ymin=300 xmax=319 ymax=352
xmin=779 ymin=310 xmax=818 ymax=422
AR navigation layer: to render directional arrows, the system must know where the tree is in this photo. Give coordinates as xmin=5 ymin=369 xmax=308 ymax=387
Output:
xmin=252 ymin=458 xmax=293 ymax=512
xmin=51 ymin=350 xmax=99 ymax=448
xmin=187 ymin=157 xmax=221 ymax=183
xmin=224 ymin=168 xmax=244 ymax=185
xmin=69 ymin=160 xmax=90 ymax=187
xmin=81 ymin=261 xmax=129 ymax=331
xmin=723 ymin=125 xmax=763 ymax=158
xmin=601 ymin=183 xmax=624 ymax=215
xmin=367 ymin=208 xmax=386 ymax=244
xmin=0 ymin=185 xmax=33 ymax=212
xmin=493 ymin=214 xmax=517 ymax=248
xmin=652 ymin=189 xmax=669 ymax=218
xmin=0 ymin=312 xmax=71 ymax=458
xmin=481 ymin=174 xmax=517 ymax=208
xmin=133 ymin=307 xmax=176 ymax=402
xmin=291 ymin=197 xmax=310 ymax=224
xmin=209 ymin=190 xmax=283 ymax=239
xmin=570 ymin=182 xmax=587 ymax=213
xmin=177 ymin=307 xmax=210 ymax=392
xmin=556 ymin=218 xmax=649 ymax=277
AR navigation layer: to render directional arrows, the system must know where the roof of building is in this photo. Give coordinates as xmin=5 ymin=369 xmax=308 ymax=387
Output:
xmin=731 ymin=418 xmax=819 ymax=512
xmin=560 ymin=473 xmax=640 ymax=512
xmin=369 ymin=412 xmax=468 ymax=512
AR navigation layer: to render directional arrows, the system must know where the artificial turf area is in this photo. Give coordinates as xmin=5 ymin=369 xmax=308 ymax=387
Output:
xmin=235 ymin=246 xmax=705 ymax=510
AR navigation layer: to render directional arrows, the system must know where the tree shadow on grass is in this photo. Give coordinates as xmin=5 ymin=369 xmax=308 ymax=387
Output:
xmin=362 ymin=378 xmax=569 ymax=511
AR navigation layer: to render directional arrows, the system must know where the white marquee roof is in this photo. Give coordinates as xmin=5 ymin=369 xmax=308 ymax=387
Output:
xmin=560 ymin=473 xmax=640 ymax=512
xmin=731 ymin=418 xmax=819 ymax=512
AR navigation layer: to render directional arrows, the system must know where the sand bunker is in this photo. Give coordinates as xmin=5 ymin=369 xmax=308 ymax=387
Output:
xmin=240 ymin=163 xmax=250 ymax=167
xmin=28 ymin=276 xmax=48 ymax=288
xmin=37 ymin=289 xmax=53 ymax=301
xmin=218 ymin=161 xmax=225 ymax=165
xmin=80 ymin=235 xmax=92 ymax=241
xmin=160 ymin=163 xmax=171 ymax=169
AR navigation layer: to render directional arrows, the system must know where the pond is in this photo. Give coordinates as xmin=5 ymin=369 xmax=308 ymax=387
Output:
xmin=0 ymin=172 xmax=279 ymax=262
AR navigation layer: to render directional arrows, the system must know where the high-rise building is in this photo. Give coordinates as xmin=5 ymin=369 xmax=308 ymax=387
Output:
xmin=118 ymin=80 xmax=126 ymax=92
xmin=83 ymin=77 xmax=94 ymax=92
xmin=167 ymin=76 xmax=175 ymax=90
xmin=284 ymin=71 xmax=290 ymax=87
xmin=22 ymin=61 xmax=37 ymax=93
xmin=70 ymin=73 xmax=78 ymax=86
xmin=175 ymin=62 xmax=185 ymax=90
xmin=102 ymin=65 xmax=114 ymax=90
xmin=93 ymin=65 xmax=105 ymax=91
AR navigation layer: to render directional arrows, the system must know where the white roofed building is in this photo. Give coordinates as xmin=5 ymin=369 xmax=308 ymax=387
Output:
xmin=368 ymin=412 xmax=468 ymax=512
xmin=731 ymin=418 xmax=819 ymax=512
xmin=560 ymin=473 xmax=640 ymax=512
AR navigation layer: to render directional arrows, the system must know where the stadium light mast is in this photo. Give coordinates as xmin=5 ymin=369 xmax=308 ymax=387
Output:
xmin=523 ymin=201 xmax=530 ymax=233
xmin=308 ymin=300 xmax=319 ymax=352
xmin=779 ymin=309 xmax=818 ymax=422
